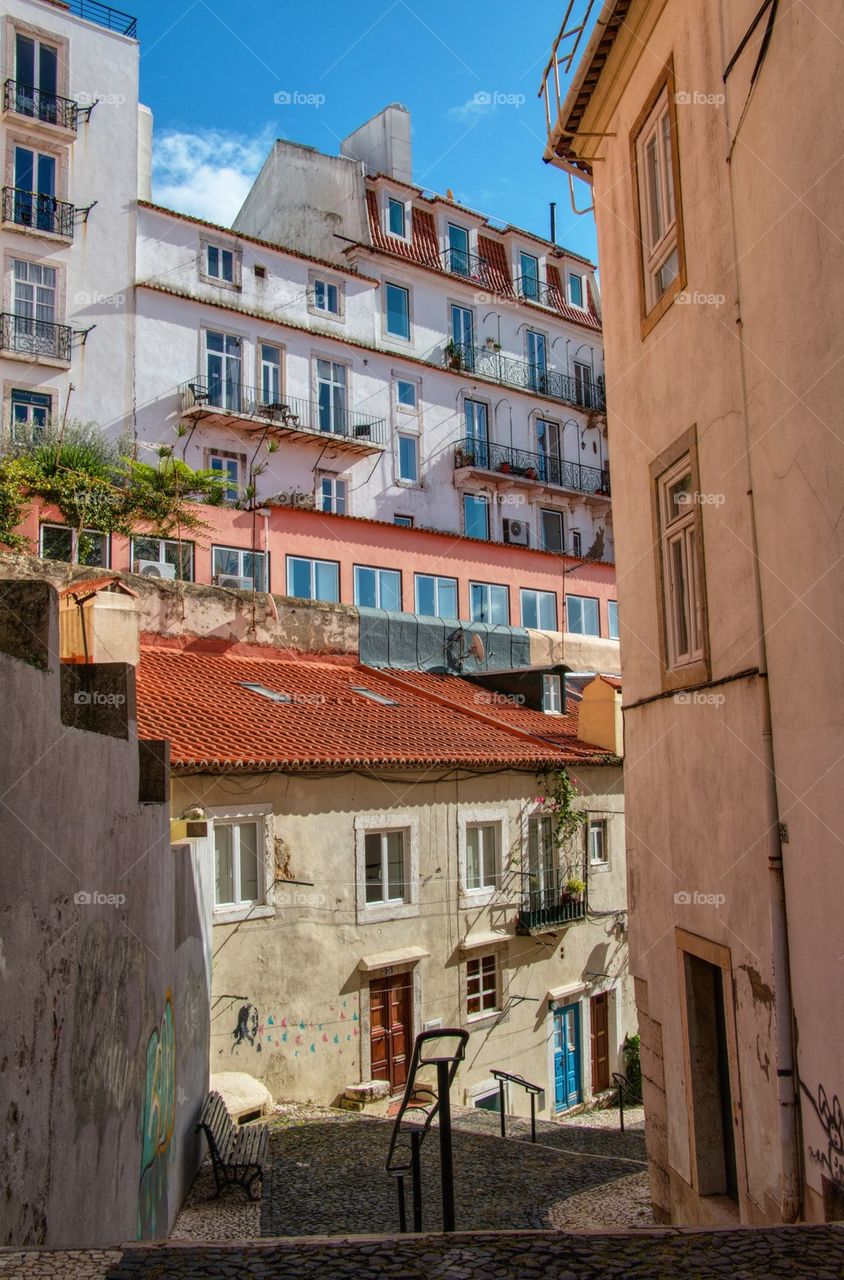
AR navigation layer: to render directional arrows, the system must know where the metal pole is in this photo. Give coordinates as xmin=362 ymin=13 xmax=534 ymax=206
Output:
xmin=499 ymin=1078 xmax=506 ymax=1138
xmin=436 ymin=1059 xmax=456 ymax=1233
xmin=530 ymin=1092 xmax=537 ymax=1144
xmin=397 ymin=1174 xmax=407 ymax=1233
xmin=411 ymin=1130 xmax=423 ymax=1233
xmin=619 ymin=1080 xmax=625 ymax=1133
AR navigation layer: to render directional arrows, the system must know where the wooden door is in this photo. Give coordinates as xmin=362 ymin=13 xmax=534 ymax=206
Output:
xmin=591 ymin=991 xmax=610 ymax=1093
xmin=369 ymin=972 xmax=412 ymax=1093
xmin=553 ymin=1003 xmax=582 ymax=1110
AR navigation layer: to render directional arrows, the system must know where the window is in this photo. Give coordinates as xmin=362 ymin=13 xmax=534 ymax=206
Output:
xmin=450 ymin=304 xmax=474 ymax=369
xmin=568 ymin=273 xmax=584 ymax=308
xmin=566 ymin=595 xmax=600 ymax=636
xmin=634 ymin=79 xmax=683 ymax=318
xmin=540 ymin=508 xmax=564 ymax=553
xmin=132 ymin=536 xmax=193 ymax=581
xmin=658 ymin=456 xmax=704 ymax=668
xmin=208 ymin=453 xmax=240 ymax=502
xmin=588 ymin=818 xmax=608 ymax=866
xmin=394 ymin=513 xmax=414 ymax=528
xmin=464 ymin=492 xmax=490 ymax=541
xmin=395 ymin=379 xmax=418 ymax=410
xmin=520 ymin=251 xmax=540 ymax=301
xmin=571 ymin=529 xmax=582 ymax=558
xmin=415 ymin=574 xmax=458 ymax=619
xmin=12 ymin=146 xmax=60 ymax=234
xmin=253 ymin=265 xmax=266 ymax=279
xmin=364 ymin=830 xmax=407 ymax=905
xmin=260 ymin=344 xmax=282 ymax=406
xmin=205 ymin=244 xmax=236 ymax=284
xmin=13 ymin=33 xmax=59 ymax=121
xmin=319 ymin=475 xmax=347 ymax=514
xmin=574 ymin=361 xmax=595 ymax=408
xmin=387 ymin=197 xmax=406 ymax=238
xmin=354 ymin=565 xmax=401 ymax=611
xmin=206 ymin=331 xmax=242 ymax=410
xmin=397 ymin=433 xmax=418 ymax=483
xmin=528 ymin=815 xmax=556 ymax=895
xmin=463 ymin=399 xmax=489 ymax=465
xmin=527 ymin=330 xmax=547 ymax=392
xmin=313 ymin=278 xmax=340 ymax=314
xmin=40 ymin=523 xmax=108 ymax=567
xmin=316 ymin=359 xmax=347 ymax=434
xmin=214 ymin=820 xmax=260 ymax=907
xmin=11 ymin=259 xmax=61 ymax=358
xmin=543 ymin=674 xmax=562 ymax=714
xmin=287 ymin=555 xmax=339 ymax=603
xmin=608 ymin=600 xmax=619 ymax=641
xmin=10 ymin=389 xmax=51 ymax=440
xmin=470 ymin=582 xmax=509 ymax=625
xmin=213 ymin=546 xmax=268 ymax=591
xmin=466 ymin=824 xmax=499 ymax=891
xmin=520 ymin=588 xmax=557 ymax=631
xmin=385 ymin=283 xmax=411 ymax=340
xmin=466 ymin=954 xmax=498 ymax=1017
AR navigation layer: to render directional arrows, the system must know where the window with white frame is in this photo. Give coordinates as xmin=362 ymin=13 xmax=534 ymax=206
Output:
xmin=387 ymin=197 xmax=407 ymax=238
xmin=202 ymin=243 xmax=240 ymax=288
xmin=40 ymin=523 xmax=108 ymax=567
xmin=213 ymin=546 xmax=268 ymax=591
xmin=364 ymin=829 xmax=407 ymax=905
xmin=395 ymin=377 xmax=419 ymax=413
xmin=208 ymin=452 xmax=241 ymax=501
xmin=355 ymin=813 xmax=419 ymax=923
xmin=132 ymin=536 xmax=194 ymax=581
xmin=465 ymin=824 xmax=499 ymax=892
xmin=571 ymin=528 xmax=582 ymax=558
xmin=568 ymin=272 xmax=584 ymax=308
xmin=319 ymin=474 xmax=347 ymax=514
xmin=312 ymin=278 xmax=340 ymax=315
xmin=354 ymin=565 xmax=401 ymax=611
xmin=519 ymin=251 xmax=540 ymax=301
xmin=415 ymin=573 xmax=458 ymax=619
xmin=463 ymin=492 xmax=490 ymax=540
xmin=542 ymin=674 xmax=562 ymax=714
xmin=635 ymin=83 xmax=681 ymax=313
xmin=287 ymin=555 xmax=339 ymax=602
xmin=11 ymin=258 xmax=62 ymax=358
xmin=658 ymin=456 xmax=704 ymax=667
xmin=540 ymin=508 xmax=564 ymax=553
xmin=10 ymin=388 xmax=51 ymax=440
xmin=259 ymin=344 xmax=282 ymax=405
xmin=466 ymin=953 xmax=499 ymax=1017
xmin=385 ymin=283 xmax=411 ymax=340
xmin=520 ymin=588 xmax=557 ymax=631
xmin=566 ymin=594 xmax=600 ymax=636
xmin=214 ymin=819 xmax=261 ymax=907
xmin=528 ymin=814 xmax=556 ymax=895
xmin=397 ymin=432 xmax=419 ymax=483
xmin=469 ymin=581 xmax=509 ymax=625
xmin=608 ymin=600 xmax=619 ymax=641
xmin=394 ymin=513 xmax=414 ymax=528
xmin=587 ymin=817 xmax=608 ymax=866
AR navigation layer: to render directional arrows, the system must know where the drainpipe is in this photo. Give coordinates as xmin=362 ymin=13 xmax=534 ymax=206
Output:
xmin=719 ymin=1 xmax=801 ymax=1222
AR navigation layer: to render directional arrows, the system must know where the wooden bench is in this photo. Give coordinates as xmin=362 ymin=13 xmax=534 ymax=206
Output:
xmin=195 ymin=1091 xmax=269 ymax=1200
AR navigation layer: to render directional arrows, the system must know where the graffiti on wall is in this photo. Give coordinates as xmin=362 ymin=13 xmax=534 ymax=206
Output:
xmin=137 ymin=994 xmax=176 ymax=1239
xmin=232 ymin=1003 xmax=260 ymax=1051
xmin=799 ymin=1080 xmax=844 ymax=1189
xmin=223 ymin=999 xmax=359 ymax=1059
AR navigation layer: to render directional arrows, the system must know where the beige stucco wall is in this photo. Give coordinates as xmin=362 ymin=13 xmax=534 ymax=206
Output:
xmin=172 ymin=765 xmax=635 ymax=1118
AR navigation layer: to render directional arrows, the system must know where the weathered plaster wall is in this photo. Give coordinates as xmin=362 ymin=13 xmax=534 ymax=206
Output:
xmin=0 ymin=581 xmax=209 ymax=1247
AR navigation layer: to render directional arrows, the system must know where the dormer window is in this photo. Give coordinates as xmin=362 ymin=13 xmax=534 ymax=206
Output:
xmin=387 ymin=197 xmax=407 ymax=238
xmin=542 ymin=674 xmax=563 ymax=715
xmin=520 ymin=252 xmax=540 ymax=302
xmin=568 ymin=272 xmax=585 ymax=308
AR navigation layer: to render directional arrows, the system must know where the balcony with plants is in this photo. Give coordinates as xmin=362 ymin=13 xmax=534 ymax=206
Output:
xmin=517 ymin=770 xmax=589 ymax=936
xmin=454 ymin=437 xmax=610 ymax=499
xmin=440 ymin=341 xmax=606 ymax=413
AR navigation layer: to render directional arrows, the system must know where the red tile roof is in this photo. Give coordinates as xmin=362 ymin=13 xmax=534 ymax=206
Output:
xmin=546 ymin=264 xmax=602 ymax=331
xmin=366 ymin=190 xmax=439 ymax=269
xmin=136 ymin=643 xmax=617 ymax=773
xmin=478 ymin=235 xmax=514 ymax=296
xmin=59 ymin=575 xmax=139 ymax=600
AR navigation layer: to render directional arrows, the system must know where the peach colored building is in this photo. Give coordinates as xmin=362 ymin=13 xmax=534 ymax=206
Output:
xmin=542 ymin=0 xmax=843 ymax=1228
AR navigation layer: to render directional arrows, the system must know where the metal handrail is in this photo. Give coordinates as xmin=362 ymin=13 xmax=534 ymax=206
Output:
xmin=182 ymin=377 xmax=388 ymax=445
xmin=441 ymin=342 xmax=606 ymax=412
xmin=4 ymin=79 xmax=79 ymax=131
xmin=514 ymin=275 xmax=564 ymax=309
xmin=454 ymin=436 xmax=609 ymax=496
xmin=385 ymin=1027 xmax=469 ymax=1234
xmin=0 ymin=312 xmax=72 ymax=362
xmin=612 ymin=1070 xmax=642 ymax=1132
xmin=2 ymin=186 xmax=75 ymax=238
xmin=62 ymin=1 xmax=137 ymax=36
xmin=490 ymin=1068 xmax=543 ymax=1143
xmin=440 ymin=246 xmax=491 ymax=286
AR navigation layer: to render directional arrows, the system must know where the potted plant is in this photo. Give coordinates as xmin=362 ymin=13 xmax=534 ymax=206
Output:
xmin=499 ymin=461 xmax=511 ymax=474
xmin=455 ymin=446 xmax=474 ymax=467
xmin=444 ymin=339 xmax=464 ymax=371
xmin=524 ymin=466 xmax=537 ymax=480
xmin=563 ymin=876 xmax=586 ymax=903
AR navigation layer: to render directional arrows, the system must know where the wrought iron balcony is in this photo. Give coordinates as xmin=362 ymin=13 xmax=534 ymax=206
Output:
xmin=62 ymin=1 xmax=137 ymax=36
xmin=1 ymin=312 xmax=72 ymax=362
xmin=441 ymin=342 xmax=606 ymax=412
xmin=514 ymin=275 xmax=564 ymax=309
xmin=182 ymin=378 xmax=387 ymax=446
xmin=517 ymin=869 xmax=587 ymax=934
xmin=439 ymin=247 xmax=491 ymax=287
xmin=454 ymin=436 xmax=609 ymax=497
xmin=4 ymin=80 xmax=78 ymax=132
xmin=2 ymin=187 xmax=75 ymax=238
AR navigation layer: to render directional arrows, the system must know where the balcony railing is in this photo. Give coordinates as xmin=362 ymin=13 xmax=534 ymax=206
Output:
xmin=439 ymin=247 xmax=491 ymax=287
xmin=514 ymin=275 xmax=563 ymax=309
xmin=454 ymin=437 xmax=609 ymax=496
xmin=517 ymin=868 xmax=586 ymax=933
xmin=2 ymin=187 xmax=75 ymax=238
xmin=442 ymin=342 xmax=606 ymax=411
xmin=182 ymin=378 xmax=388 ymax=445
xmin=61 ymin=1 xmax=138 ymax=36
xmin=4 ymin=80 xmax=78 ymax=132
xmin=1 ymin=312 xmax=72 ymax=362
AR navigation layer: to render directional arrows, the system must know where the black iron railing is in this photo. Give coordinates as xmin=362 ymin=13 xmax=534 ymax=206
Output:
xmin=490 ymin=1069 xmax=543 ymax=1143
xmin=4 ymin=80 xmax=79 ymax=131
xmin=441 ymin=342 xmax=606 ymax=412
xmin=454 ymin=437 xmax=609 ymax=496
xmin=61 ymin=1 xmax=137 ymax=36
xmin=612 ymin=1070 xmax=642 ymax=1132
xmin=2 ymin=187 xmax=75 ymax=238
xmin=514 ymin=275 xmax=563 ymax=309
xmin=1 ymin=312 xmax=72 ymax=362
xmin=386 ymin=1028 xmax=469 ymax=1234
xmin=517 ymin=867 xmax=587 ymax=933
xmin=440 ymin=247 xmax=491 ymax=286
xmin=182 ymin=378 xmax=388 ymax=445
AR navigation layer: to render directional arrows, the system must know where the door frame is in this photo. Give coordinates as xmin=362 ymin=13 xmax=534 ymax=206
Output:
xmin=359 ymin=960 xmax=422 ymax=1085
xmin=549 ymin=998 xmax=584 ymax=1112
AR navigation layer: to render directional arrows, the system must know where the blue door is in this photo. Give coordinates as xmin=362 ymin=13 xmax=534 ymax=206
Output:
xmin=553 ymin=1003 xmax=582 ymax=1111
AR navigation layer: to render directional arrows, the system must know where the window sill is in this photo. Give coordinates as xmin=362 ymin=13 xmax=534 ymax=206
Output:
xmin=466 ymin=1009 xmax=502 ymax=1030
xmin=2 ymin=348 xmax=70 ymax=369
xmin=199 ymin=274 xmax=242 ymax=293
xmin=1 ymin=219 xmax=73 ymax=246
xmin=459 ymin=887 xmax=499 ymax=910
xmin=213 ymin=903 xmax=274 ymax=925
xmin=308 ymin=305 xmax=345 ymax=322
xmin=357 ymin=900 xmax=420 ymax=926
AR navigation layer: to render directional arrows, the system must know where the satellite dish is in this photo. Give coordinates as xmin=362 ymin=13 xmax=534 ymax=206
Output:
xmin=470 ymin=634 xmax=486 ymax=662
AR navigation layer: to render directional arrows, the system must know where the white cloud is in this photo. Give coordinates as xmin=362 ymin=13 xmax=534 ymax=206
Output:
xmin=448 ymin=95 xmax=497 ymax=125
xmin=152 ymin=127 xmax=275 ymax=226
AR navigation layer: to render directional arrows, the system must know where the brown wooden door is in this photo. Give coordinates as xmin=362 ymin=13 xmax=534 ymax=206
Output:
xmin=370 ymin=972 xmax=412 ymax=1092
xmin=591 ymin=992 xmax=610 ymax=1093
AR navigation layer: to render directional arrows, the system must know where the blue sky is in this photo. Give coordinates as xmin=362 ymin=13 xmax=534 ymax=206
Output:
xmin=135 ymin=0 xmax=599 ymax=262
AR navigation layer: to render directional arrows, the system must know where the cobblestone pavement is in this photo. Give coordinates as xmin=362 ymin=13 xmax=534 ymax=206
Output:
xmin=2 ymin=1225 xmax=842 ymax=1279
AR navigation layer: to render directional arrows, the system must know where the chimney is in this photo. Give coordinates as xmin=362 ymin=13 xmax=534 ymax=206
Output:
xmin=340 ymin=104 xmax=412 ymax=183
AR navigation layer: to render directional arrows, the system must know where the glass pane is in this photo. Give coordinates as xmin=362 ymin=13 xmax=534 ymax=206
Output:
xmin=671 ymin=536 xmax=689 ymax=656
xmin=214 ymin=825 xmax=234 ymax=905
xmin=397 ymin=380 xmax=416 ymax=407
xmin=437 ymin=578 xmax=458 ymax=619
xmin=399 ymin=435 xmax=418 ymax=482
xmin=521 ymin=591 xmax=538 ymax=630
xmin=490 ymin=585 xmax=508 ymax=625
xmin=355 ymin=566 xmax=377 ymax=609
xmin=314 ymin=560 xmax=339 ymax=602
xmin=608 ymin=601 xmax=619 ymax=640
xmin=541 ymin=509 xmax=564 ymax=552
xmin=386 ymin=285 xmax=410 ymax=338
xmin=386 ymin=831 xmax=405 ymax=899
xmin=657 ymin=246 xmax=679 ymax=295
xmin=466 ymin=828 xmax=480 ymax=889
xmin=288 ymin=557 xmax=313 ymax=599
xmin=213 ymin=547 xmax=239 ymax=578
xmin=480 ymin=826 xmax=496 ymax=886
xmin=661 ymin=111 xmax=675 ymax=223
xmin=388 ymin=199 xmax=405 ymax=236
xmin=470 ymin=583 xmax=487 ymax=622
xmin=416 ymin=576 xmax=435 ymax=616
xmin=238 ymin=822 xmax=259 ymax=901
xmin=364 ymin=833 xmax=383 ymax=903
xmin=41 ymin=525 xmax=72 ymax=561
xmin=646 ymin=134 xmax=663 ymax=246
xmin=380 ymin=570 xmax=401 ymax=612
xmin=569 ymin=274 xmax=584 ymax=307
xmin=464 ymin=494 xmax=489 ymax=540
xmin=539 ymin=593 xmax=557 ymax=631
xmin=79 ymin=531 xmax=107 ymax=568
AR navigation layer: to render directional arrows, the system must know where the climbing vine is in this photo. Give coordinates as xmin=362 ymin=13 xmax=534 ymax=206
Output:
xmin=535 ymin=766 xmax=587 ymax=892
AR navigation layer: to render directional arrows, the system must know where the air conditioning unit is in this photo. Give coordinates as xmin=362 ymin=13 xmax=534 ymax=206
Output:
xmin=215 ymin=574 xmax=253 ymax=590
xmin=134 ymin=559 xmax=177 ymax=579
xmin=503 ymin=518 xmax=529 ymax=546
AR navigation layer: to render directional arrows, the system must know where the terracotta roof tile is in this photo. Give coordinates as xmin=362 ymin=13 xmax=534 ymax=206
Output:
xmin=546 ymin=264 xmax=602 ymax=331
xmin=478 ymin=235 xmax=514 ymax=297
xmin=366 ymin=189 xmax=439 ymax=269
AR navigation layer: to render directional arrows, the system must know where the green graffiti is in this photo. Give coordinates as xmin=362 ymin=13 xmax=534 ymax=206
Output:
xmin=137 ymin=994 xmax=176 ymax=1238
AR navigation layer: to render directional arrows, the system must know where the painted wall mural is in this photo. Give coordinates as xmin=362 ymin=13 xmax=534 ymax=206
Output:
xmin=222 ymin=998 xmax=359 ymax=1060
xmin=137 ymin=994 xmax=176 ymax=1239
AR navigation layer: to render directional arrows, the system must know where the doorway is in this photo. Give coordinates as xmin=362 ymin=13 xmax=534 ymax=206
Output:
xmin=590 ymin=991 xmax=610 ymax=1093
xmin=369 ymin=972 xmax=412 ymax=1094
xmin=553 ymin=1002 xmax=582 ymax=1111
xmin=683 ymin=953 xmax=738 ymax=1200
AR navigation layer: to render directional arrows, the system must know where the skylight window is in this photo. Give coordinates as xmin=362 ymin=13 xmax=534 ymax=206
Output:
xmin=350 ymin=686 xmax=399 ymax=706
xmin=240 ymin=682 xmax=293 ymax=703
